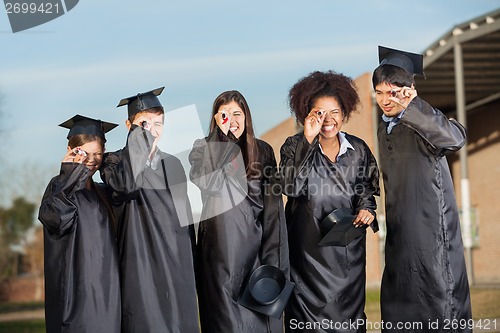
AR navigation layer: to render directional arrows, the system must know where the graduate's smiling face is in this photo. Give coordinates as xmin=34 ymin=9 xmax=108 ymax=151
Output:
xmin=144 ymin=112 xmax=164 ymax=139
xmin=311 ymin=96 xmax=344 ymax=140
xmin=218 ymin=100 xmax=245 ymax=139
xmin=67 ymin=140 xmax=103 ymax=176
xmin=127 ymin=110 xmax=165 ymax=139
xmin=375 ymin=82 xmax=405 ymax=117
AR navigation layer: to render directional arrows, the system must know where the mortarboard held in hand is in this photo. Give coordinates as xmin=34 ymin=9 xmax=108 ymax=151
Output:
xmin=238 ymin=265 xmax=294 ymax=319
xmin=117 ymin=87 xmax=165 ymax=117
xmin=59 ymin=114 xmax=118 ymax=142
xmin=318 ymin=207 xmax=367 ymax=247
xmin=378 ymin=45 xmax=425 ymax=77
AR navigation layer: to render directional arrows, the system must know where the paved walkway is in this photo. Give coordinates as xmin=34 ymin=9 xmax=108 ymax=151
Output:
xmin=0 ymin=309 xmax=44 ymax=322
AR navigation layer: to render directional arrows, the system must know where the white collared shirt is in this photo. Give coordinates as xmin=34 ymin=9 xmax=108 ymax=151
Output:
xmin=318 ymin=131 xmax=355 ymax=162
xmin=382 ymin=109 xmax=406 ymax=134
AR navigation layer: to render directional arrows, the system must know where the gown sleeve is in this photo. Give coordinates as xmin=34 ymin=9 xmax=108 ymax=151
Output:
xmin=353 ymin=142 xmax=380 ymax=232
xmin=279 ymin=134 xmax=319 ymax=197
xmin=100 ymin=125 xmax=155 ymax=203
xmin=258 ymin=142 xmax=289 ymax=274
xmin=188 ymin=127 xmax=245 ymax=195
xmin=401 ymin=96 xmax=466 ymax=156
xmin=38 ymin=163 xmax=89 ymax=237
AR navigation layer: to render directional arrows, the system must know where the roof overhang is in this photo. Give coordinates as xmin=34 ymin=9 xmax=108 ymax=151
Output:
xmin=416 ymin=9 xmax=500 ymax=116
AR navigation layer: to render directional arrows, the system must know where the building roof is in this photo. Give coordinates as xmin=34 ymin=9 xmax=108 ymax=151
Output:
xmin=416 ymin=9 xmax=500 ymax=115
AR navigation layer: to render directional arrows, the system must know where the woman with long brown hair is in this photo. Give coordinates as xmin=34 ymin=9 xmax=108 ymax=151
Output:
xmin=189 ymin=90 xmax=289 ymax=332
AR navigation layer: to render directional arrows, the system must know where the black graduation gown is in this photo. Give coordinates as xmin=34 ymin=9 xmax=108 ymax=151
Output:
xmin=378 ymin=96 xmax=472 ymax=332
xmin=280 ymin=132 xmax=379 ymax=333
xmin=38 ymin=163 xmax=121 ymax=333
xmin=101 ymin=126 xmax=199 ymax=333
xmin=189 ymin=129 xmax=289 ymax=333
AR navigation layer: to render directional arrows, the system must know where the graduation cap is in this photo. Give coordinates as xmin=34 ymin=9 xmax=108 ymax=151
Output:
xmin=59 ymin=114 xmax=118 ymax=142
xmin=318 ymin=207 xmax=367 ymax=247
xmin=378 ymin=45 xmax=425 ymax=76
xmin=238 ymin=265 xmax=294 ymax=319
xmin=117 ymin=87 xmax=165 ymax=117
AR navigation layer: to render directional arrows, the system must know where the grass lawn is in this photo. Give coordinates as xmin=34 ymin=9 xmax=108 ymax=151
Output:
xmin=0 ymin=319 xmax=45 ymax=333
xmin=366 ymin=287 xmax=500 ymax=323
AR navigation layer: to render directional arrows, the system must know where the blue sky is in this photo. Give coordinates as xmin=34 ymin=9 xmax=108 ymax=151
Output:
xmin=0 ymin=0 xmax=499 ymax=206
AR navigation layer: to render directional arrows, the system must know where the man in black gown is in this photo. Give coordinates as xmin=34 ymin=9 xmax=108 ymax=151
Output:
xmin=373 ymin=46 xmax=472 ymax=332
xmin=101 ymin=87 xmax=199 ymax=333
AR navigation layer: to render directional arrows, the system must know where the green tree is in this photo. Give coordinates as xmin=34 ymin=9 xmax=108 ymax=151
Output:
xmin=0 ymin=197 xmax=36 ymax=280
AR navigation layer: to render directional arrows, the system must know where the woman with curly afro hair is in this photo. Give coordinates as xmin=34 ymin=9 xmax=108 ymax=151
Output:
xmin=280 ymin=71 xmax=380 ymax=332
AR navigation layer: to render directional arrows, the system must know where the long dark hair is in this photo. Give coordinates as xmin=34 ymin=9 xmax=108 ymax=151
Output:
xmin=209 ymin=90 xmax=260 ymax=179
